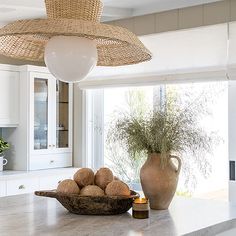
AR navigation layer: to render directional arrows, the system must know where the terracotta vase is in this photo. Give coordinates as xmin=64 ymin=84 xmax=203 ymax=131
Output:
xmin=140 ymin=153 xmax=181 ymax=210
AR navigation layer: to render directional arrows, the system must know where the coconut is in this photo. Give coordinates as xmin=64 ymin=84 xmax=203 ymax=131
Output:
xmin=73 ymin=168 xmax=94 ymax=188
xmin=57 ymin=179 xmax=80 ymax=194
xmin=114 ymin=176 xmax=120 ymax=181
xmin=105 ymin=180 xmax=130 ymax=196
xmin=80 ymin=185 xmax=105 ymax=196
xmin=95 ymin=167 xmax=114 ymax=190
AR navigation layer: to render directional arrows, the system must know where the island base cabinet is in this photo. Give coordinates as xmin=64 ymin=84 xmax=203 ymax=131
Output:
xmin=29 ymin=153 xmax=72 ymax=170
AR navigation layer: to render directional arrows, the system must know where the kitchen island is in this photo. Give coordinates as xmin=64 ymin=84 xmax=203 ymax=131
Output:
xmin=1 ymin=194 xmax=236 ymax=236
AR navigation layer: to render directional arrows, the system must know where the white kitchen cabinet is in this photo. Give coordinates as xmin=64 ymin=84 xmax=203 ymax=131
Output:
xmin=29 ymin=153 xmax=72 ymax=170
xmin=0 ymin=67 xmax=19 ymax=127
xmin=0 ymin=181 xmax=6 ymax=197
xmin=3 ymin=65 xmax=73 ymax=170
xmin=0 ymin=168 xmax=77 ymax=197
xmin=39 ymin=174 xmax=72 ymax=190
xmin=6 ymin=178 xmax=39 ymax=196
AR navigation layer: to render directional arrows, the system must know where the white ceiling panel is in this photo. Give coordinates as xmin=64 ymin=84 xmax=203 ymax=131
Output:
xmin=0 ymin=0 xmax=222 ymax=26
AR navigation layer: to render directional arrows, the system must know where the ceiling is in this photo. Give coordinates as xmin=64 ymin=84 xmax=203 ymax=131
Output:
xmin=0 ymin=0 xmax=222 ymax=26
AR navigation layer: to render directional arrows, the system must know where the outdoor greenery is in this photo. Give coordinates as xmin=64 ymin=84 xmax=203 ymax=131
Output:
xmin=105 ymin=141 xmax=145 ymax=183
xmin=107 ymin=90 xmax=216 ymax=167
xmin=105 ymin=90 xmax=148 ymax=183
xmin=0 ymin=137 xmax=10 ymax=155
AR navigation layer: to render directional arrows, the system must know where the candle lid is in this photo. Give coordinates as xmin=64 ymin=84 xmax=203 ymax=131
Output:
xmin=134 ymin=198 xmax=148 ymax=204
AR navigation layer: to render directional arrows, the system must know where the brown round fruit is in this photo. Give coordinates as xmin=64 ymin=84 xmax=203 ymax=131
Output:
xmin=105 ymin=180 xmax=130 ymax=196
xmin=80 ymin=185 xmax=105 ymax=196
xmin=95 ymin=167 xmax=114 ymax=190
xmin=114 ymin=176 xmax=120 ymax=181
xmin=73 ymin=168 xmax=94 ymax=188
xmin=57 ymin=179 xmax=80 ymax=194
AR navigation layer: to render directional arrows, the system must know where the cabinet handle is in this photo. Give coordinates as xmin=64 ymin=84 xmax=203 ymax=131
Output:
xmin=52 ymin=144 xmax=56 ymax=147
xmin=19 ymin=185 xmax=25 ymax=190
xmin=49 ymin=145 xmax=52 ymax=147
xmin=50 ymin=160 xmax=54 ymax=164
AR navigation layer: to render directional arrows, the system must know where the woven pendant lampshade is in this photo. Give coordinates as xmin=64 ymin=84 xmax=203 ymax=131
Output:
xmin=0 ymin=0 xmax=152 ymax=67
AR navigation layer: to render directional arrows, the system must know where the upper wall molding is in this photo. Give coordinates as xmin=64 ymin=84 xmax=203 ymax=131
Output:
xmin=107 ymin=0 xmax=236 ymax=35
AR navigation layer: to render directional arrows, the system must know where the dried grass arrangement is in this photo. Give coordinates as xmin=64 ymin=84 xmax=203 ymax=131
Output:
xmin=107 ymin=98 xmax=216 ymax=167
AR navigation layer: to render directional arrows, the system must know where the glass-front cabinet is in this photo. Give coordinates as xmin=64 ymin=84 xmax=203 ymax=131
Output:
xmin=31 ymin=73 xmax=73 ymax=155
xmin=56 ymin=81 xmax=70 ymax=149
xmin=34 ymin=78 xmax=49 ymax=150
xmin=29 ymin=71 xmax=73 ymax=170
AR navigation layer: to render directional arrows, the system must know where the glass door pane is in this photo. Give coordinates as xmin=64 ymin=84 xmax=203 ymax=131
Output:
xmin=34 ymin=78 xmax=48 ymax=150
xmin=56 ymin=81 xmax=69 ymax=148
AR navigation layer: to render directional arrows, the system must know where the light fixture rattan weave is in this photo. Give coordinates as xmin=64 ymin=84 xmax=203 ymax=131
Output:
xmin=0 ymin=0 xmax=152 ymax=66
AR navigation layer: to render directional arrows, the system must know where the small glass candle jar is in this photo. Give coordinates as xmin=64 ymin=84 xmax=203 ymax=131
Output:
xmin=132 ymin=198 xmax=149 ymax=219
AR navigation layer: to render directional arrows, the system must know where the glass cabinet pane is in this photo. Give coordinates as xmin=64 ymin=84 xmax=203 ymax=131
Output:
xmin=56 ymin=81 xmax=69 ymax=148
xmin=34 ymin=78 xmax=48 ymax=150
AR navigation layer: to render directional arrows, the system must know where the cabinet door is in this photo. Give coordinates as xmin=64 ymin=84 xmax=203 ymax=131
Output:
xmin=0 ymin=71 xmax=19 ymax=127
xmin=0 ymin=181 xmax=6 ymax=197
xmin=39 ymin=174 xmax=72 ymax=190
xmin=30 ymin=73 xmax=53 ymax=153
xmin=54 ymin=81 xmax=73 ymax=151
xmin=30 ymin=73 xmax=72 ymax=155
xmin=6 ymin=178 xmax=39 ymax=196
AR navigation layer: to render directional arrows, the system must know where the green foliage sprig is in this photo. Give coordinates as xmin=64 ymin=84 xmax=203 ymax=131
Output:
xmin=0 ymin=138 xmax=10 ymax=154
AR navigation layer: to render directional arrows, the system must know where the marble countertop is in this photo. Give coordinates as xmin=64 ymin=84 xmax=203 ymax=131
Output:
xmin=0 ymin=167 xmax=78 ymax=180
xmin=1 ymin=194 xmax=236 ymax=236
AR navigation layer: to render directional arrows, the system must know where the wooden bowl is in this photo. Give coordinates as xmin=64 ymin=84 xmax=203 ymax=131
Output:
xmin=35 ymin=190 xmax=139 ymax=215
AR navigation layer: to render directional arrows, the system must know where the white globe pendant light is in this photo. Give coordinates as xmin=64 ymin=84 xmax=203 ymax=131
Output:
xmin=44 ymin=36 xmax=98 ymax=83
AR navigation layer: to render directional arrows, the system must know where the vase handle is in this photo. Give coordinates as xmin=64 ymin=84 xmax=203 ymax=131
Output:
xmin=3 ymin=158 xmax=8 ymax=166
xmin=170 ymin=156 xmax=182 ymax=175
